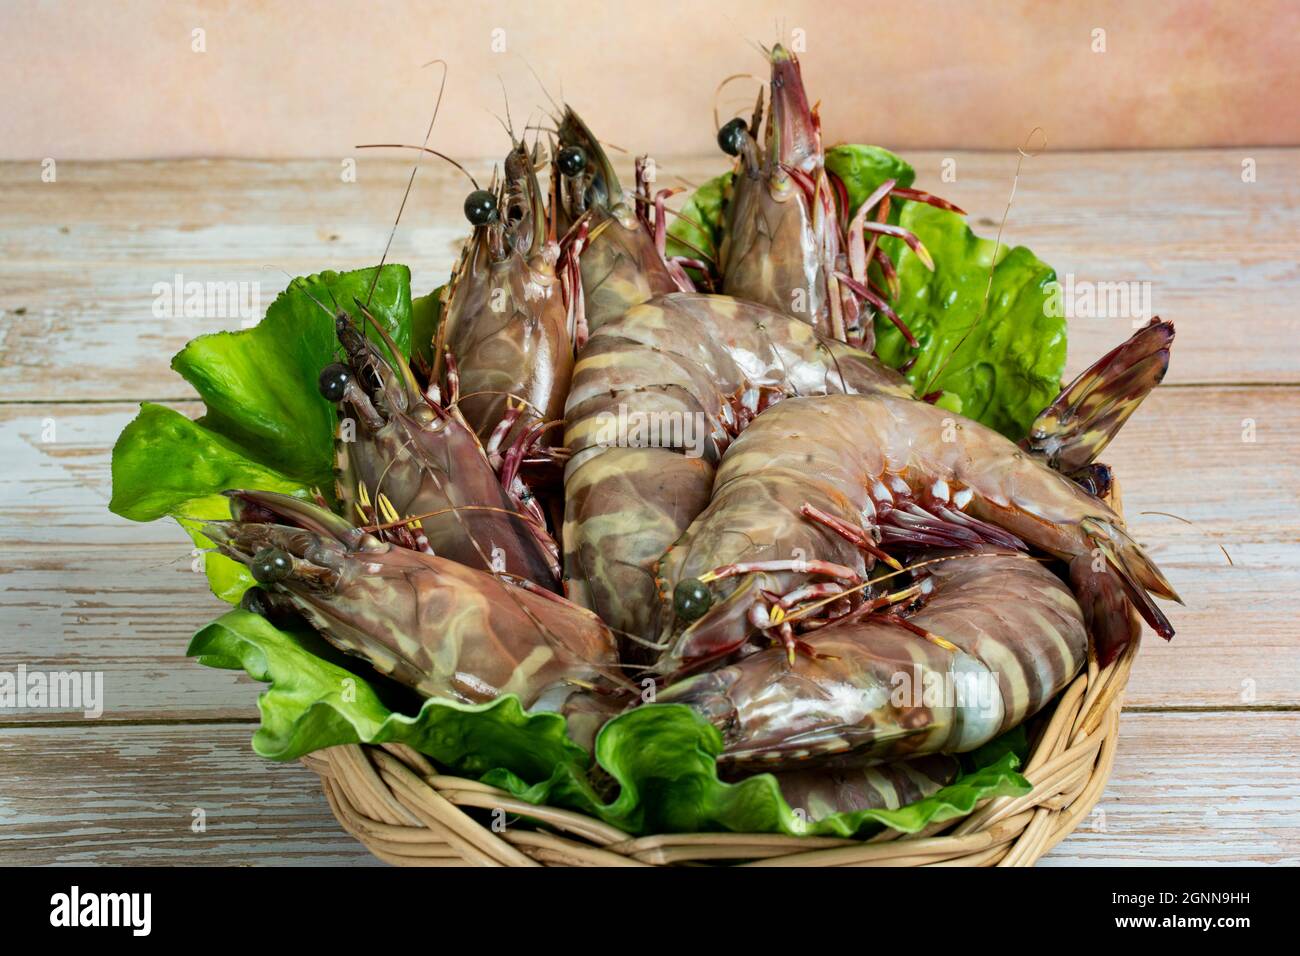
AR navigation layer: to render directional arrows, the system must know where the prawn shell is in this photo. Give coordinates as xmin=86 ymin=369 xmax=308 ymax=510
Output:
xmin=662 ymin=552 xmax=1086 ymax=771
xmin=768 ymin=753 xmax=962 ymax=821
xmin=561 ymin=294 xmax=910 ymax=645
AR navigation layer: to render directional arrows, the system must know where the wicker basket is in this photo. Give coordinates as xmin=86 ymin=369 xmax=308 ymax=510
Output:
xmin=301 ymin=486 xmax=1142 ymax=867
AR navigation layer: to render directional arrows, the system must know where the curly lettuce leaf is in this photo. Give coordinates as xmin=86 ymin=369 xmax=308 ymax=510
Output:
xmin=874 ymin=202 xmax=1066 ymax=438
xmin=189 ymin=611 xmax=593 ymax=780
xmin=824 ymin=143 xmax=916 ymax=209
xmin=668 ymin=145 xmax=1066 ymax=439
xmin=169 ymin=266 xmax=411 ymax=484
xmin=109 ymin=266 xmax=413 ymax=601
xmin=191 ymin=608 xmax=1029 ymax=839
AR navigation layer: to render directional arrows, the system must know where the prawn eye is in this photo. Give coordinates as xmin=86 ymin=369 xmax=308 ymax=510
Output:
xmin=250 ymin=548 xmax=293 ymax=585
xmin=557 ymin=145 xmax=587 ymax=177
xmin=464 ymin=189 xmax=499 ymax=226
xmin=673 ymin=578 xmax=712 ymax=621
xmin=239 ymin=586 xmax=273 ymax=617
xmin=717 ymin=117 xmax=748 ymax=156
xmin=318 ymin=362 xmax=351 ymax=402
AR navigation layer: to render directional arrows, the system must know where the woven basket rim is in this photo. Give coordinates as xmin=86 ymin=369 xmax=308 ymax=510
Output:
xmin=303 ymin=487 xmax=1141 ymax=867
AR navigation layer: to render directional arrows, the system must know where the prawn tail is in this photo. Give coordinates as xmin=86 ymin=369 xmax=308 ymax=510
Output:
xmin=1072 ymin=517 xmax=1181 ymax=665
xmin=1023 ymin=318 xmax=1174 ymax=474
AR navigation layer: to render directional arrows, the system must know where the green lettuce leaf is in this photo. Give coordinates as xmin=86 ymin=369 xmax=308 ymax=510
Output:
xmin=410 ymin=286 xmax=444 ymax=371
xmin=109 ymin=266 xmax=413 ymax=601
xmin=664 ymin=172 xmax=730 ymax=268
xmin=824 ymin=143 xmax=916 ymax=209
xmin=191 ymin=608 xmax=1029 ymax=839
xmin=189 ymin=611 xmax=593 ymax=780
xmin=667 ymin=145 xmax=1066 ymax=439
xmin=873 ymin=202 xmax=1065 ymax=438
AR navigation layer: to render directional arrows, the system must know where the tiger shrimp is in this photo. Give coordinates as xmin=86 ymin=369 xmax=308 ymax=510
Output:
xmin=562 ymin=292 xmax=912 ymax=659
xmin=769 ymin=754 xmax=961 ymax=820
xmin=651 ymin=392 xmax=1179 ymax=676
xmin=319 ymin=306 xmax=561 ymax=590
xmin=717 ymin=44 xmax=960 ymax=347
xmin=551 ymin=107 xmax=693 ymax=336
xmin=436 ymin=138 xmax=575 ymax=453
xmin=659 ymin=550 xmax=1092 ymax=771
xmin=207 ymin=491 xmax=617 ymax=708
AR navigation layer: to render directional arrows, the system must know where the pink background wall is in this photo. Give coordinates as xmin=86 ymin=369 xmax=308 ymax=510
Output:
xmin=3 ymin=0 xmax=1297 ymax=159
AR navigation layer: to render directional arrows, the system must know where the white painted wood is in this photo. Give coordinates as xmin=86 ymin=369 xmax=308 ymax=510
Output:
xmin=2 ymin=150 xmax=1297 ymax=402
xmin=0 ymin=715 xmax=1292 ymax=865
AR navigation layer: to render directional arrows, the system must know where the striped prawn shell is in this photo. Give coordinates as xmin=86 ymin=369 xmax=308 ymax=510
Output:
xmin=720 ymin=44 xmax=839 ymax=336
xmin=769 ymin=754 xmax=962 ymax=821
xmin=439 ymin=225 xmax=573 ymax=446
xmin=721 ymin=141 xmax=835 ymax=334
xmin=578 ymin=204 xmax=681 ymax=333
xmin=438 ymin=142 xmax=574 ymax=447
xmin=560 ymin=293 xmax=910 ymax=654
xmin=660 ymin=551 xmax=1087 ymax=771
xmin=212 ymin=517 xmax=617 ymax=709
xmin=653 ymin=392 xmax=1149 ymax=672
xmin=334 ymin=396 xmax=559 ymax=589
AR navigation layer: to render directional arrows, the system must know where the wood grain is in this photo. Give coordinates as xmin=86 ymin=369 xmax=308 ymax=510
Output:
xmin=0 ymin=714 xmax=1293 ymax=865
xmin=1 ymin=154 xmax=1295 ymax=866
xmin=2 ymin=150 xmax=1297 ymax=402
xmin=1041 ymin=712 xmax=1300 ymax=866
xmin=0 ymin=723 xmax=376 ymax=865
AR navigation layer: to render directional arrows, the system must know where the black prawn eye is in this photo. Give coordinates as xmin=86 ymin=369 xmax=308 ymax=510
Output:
xmin=250 ymin=548 xmax=293 ymax=585
xmin=318 ymin=362 xmax=351 ymax=402
xmin=463 ymin=189 xmax=499 ymax=226
xmin=556 ymin=145 xmax=587 ymax=177
xmin=717 ymin=117 xmax=748 ymax=157
xmin=673 ymin=578 xmax=712 ymax=621
xmin=239 ymin=586 xmax=273 ymax=616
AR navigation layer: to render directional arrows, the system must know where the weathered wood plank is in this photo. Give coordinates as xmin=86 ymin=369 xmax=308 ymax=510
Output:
xmin=1 ymin=385 xmax=1296 ymax=721
xmin=2 ymin=150 xmax=1297 ymax=402
xmin=0 ymin=723 xmax=376 ymax=865
xmin=0 ymin=401 xmax=257 ymax=723
xmin=1041 ymin=712 xmax=1300 ymax=866
xmin=0 ymin=714 xmax=1293 ymax=865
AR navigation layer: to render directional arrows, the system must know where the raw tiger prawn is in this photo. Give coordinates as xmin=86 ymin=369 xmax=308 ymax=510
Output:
xmin=650 ymin=392 xmax=1178 ymax=678
xmin=210 ymin=491 xmax=618 ymax=708
xmin=437 ymin=138 xmax=576 ymax=452
xmin=658 ymin=549 xmax=1092 ymax=769
xmin=318 ymin=301 xmax=561 ymax=590
xmin=715 ymin=44 xmax=964 ymax=348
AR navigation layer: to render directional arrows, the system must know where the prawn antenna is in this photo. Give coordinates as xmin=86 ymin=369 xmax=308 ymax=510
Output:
xmin=713 ymin=73 xmax=762 ymax=133
xmin=355 ymin=143 xmax=480 ymax=190
xmin=499 ymin=74 xmax=515 ymax=140
xmin=922 ymin=127 xmax=1046 ymax=396
xmin=518 ymin=54 xmax=562 ymax=113
xmin=364 ymin=58 xmax=450 ymax=309
xmin=265 ymin=265 xmax=336 ymax=320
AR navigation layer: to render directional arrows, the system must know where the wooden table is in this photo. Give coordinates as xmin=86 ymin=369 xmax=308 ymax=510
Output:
xmin=2 ymin=151 xmax=1297 ymax=865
